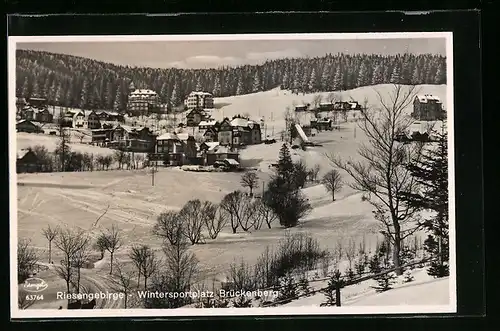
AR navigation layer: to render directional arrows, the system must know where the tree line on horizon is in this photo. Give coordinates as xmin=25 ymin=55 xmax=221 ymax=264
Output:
xmin=16 ymin=50 xmax=446 ymax=112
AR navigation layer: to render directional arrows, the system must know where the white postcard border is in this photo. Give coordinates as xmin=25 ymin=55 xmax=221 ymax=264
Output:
xmin=9 ymin=32 xmax=456 ymax=319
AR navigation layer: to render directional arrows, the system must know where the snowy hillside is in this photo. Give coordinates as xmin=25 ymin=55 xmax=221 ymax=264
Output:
xmin=209 ymin=84 xmax=447 ymax=135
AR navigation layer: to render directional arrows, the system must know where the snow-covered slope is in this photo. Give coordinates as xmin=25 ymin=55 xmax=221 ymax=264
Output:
xmin=210 ymin=84 xmax=447 ymax=135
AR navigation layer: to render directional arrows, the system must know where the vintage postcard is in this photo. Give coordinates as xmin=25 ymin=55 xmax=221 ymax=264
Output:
xmin=9 ymin=32 xmax=456 ymax=319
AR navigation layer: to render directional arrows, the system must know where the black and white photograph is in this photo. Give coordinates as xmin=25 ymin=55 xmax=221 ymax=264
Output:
xmin=9 ymin=33 xmax=456 ymax=318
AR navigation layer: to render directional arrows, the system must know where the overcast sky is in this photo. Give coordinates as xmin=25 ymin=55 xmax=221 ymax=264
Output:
xmin=17 ymin=38 xmax=446 ymax=69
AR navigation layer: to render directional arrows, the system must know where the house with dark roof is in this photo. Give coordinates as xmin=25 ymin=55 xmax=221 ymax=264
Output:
xmin=186 ymin=108 xmax=208 ymax=127
xmin=16 ymin=120 xmax=44 ymax=133
xmin=205 ymin=145 xmax=240 ymax=166
xmin=217 ymin=116 xmax=262 ymax=147
xmin=17 ymin=149 xmax=41 ymax=173
xmin=109 ymin=124 xmax=156 ymax=152
xmin=203 ymin=127 xmax=218 ymax=142
xmin=34 ymin=108 xmax=53 ymax=123
xmin=412 ymin=95 xmax=445 ymax=121
xmin=333 ymin=101 xmax=362 ymax=111
xmin=154 ymin=132 xmax=201 ymax=166
xmin=310 ymin=118 xmax=333 ymax=131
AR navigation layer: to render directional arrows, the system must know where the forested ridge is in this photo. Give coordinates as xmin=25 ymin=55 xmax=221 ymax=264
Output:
xmin=16 ymin=50 xmax=446 ymax=111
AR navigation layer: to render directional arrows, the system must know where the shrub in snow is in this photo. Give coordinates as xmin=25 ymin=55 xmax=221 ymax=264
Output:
xmin=403 ymin=270 xmax=414 ymax=283
xmin=400 ymin=245 xmax=416 ymax=268
xmin=320 ymin=269 xmax=344 ymax=307
xmin=369 ymin=254 xmax=383 ymax=274
xmin=298 ymin=276 xmax=312 ymax=296
xmin=427 ymin=261 xmax=449 ymax=278
xmin=227 ymin=259 xmax=257 ymax=292
xmin=276 ymin=273 xmax=298 ymax=304
xmin=196 ymin=294 xmax=230 ymax=308
xmin=346 ymin=268 xmax=356 ymax=281
xmin=373 ymin=271 xmax=397 ymax=293
xmin=354 ymin=253 xmax=369 ymax=276
xmin=313 ymin=271 xmax=320 ymax=280
xmin=232 ymin=295 xmax=253 ymax=308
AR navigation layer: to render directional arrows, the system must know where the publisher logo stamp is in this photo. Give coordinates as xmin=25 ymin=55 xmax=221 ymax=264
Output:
xmin=23 ymin=278 xmax=48 ymax=293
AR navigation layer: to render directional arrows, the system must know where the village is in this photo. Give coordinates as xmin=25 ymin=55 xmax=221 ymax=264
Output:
xmin=15 ymin=86 xmax=445 ymax=174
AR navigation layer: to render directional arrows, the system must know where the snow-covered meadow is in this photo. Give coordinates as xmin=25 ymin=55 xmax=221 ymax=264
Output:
xmin=15 ymin=84 xmax=450 ymax=309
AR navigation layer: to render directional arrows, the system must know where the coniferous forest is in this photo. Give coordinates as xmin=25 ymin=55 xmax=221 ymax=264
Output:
xmin=16 ymin=50 xmax=446 ymax=112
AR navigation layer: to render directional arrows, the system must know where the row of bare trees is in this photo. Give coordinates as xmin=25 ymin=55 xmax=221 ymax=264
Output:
xmin=153 ymin=194 xmax=279 ymax=246
xmin=24 ymin=144 xmax=147 ymax=174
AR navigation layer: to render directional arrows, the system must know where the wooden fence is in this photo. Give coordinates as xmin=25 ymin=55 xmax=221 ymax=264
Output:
xmin=262 ymin=257 xmax=434 ymax=307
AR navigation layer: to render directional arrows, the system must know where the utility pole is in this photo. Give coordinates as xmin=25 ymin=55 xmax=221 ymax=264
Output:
xmin=151 ymin=162 xmax=157 ymax=186
xmin=262 ymin=181 xmax=265 ymax=198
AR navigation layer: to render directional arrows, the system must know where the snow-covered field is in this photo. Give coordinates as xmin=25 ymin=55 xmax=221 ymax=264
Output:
xmin=14 ymin=84 xmax=449 ymax=308
xmin=211 ymin=84 xmax=447 ymax=135
xmin=283 ymin=268 xmax=450 ymax=307
xmin=16 ymin=132 xmax=116 ymax=156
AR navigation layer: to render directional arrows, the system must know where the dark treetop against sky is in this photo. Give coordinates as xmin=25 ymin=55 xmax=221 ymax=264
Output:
xmin=17 ymin=37 xmax=446 ymax=69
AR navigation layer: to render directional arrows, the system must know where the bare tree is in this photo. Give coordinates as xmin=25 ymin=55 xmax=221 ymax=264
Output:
xmin=322 ymin=169 xmax=344 ymax=201
xmin=144 ymin=239 xmax=199 ymax=308
xmin=283 ymin=107 xmax=296 ymax=144
xmin=240 ymin=171 xmax=259 ymax=196
xmin=220 ymin=190 xmax=246 ymax=234
xmin=327 ymin=92 xmax=338 ymax=105
xmin=54 ymin=228 xmax=87 ymax=294
xmin=75 ymin=131 xmax=86 ymax=144
xmin=113 ymin=149 xmax=127 ymax=170
xmin=134 ymin=154 xmax=145 ymax=169
xmin=141 ymin=249 xmax=159 ymax=289
xmin=101 ymin=225 xmax=122 ymax=275
xmin=308 ymin=164 xmax=321 ymax=182
xmin=205 ymin=206 xmax=228 ymax=239
xmin=93 ymin=235 xmax=107 ymax=260
xmin=345 ymin=238 xmax=356 ymax=271
xmin=239 ymin=197 xmax=259 ymax=232
xmin=71 ymin=236 xmax=91 ymax=294
xmin=18 ymin=239 xmax=39 ymax=283
xmin=41 ymin=225 xmax=59 ymax=263
xmin=179 ymin=200 xmax=208 ymax=245
xmin=108 ymin=262 xmax=135 ymax=308
xmin=312 ymin=94 xmax=323 ymax=110
xmin=257 ymin=199 xmax=278 ymax=229
xmin=327 ymin=84 xmax=423 ymax=275
xmin=129 ymin=245 xmax=149 ymax=287
xmin=153 ymin=211 xmax=184 ymax=246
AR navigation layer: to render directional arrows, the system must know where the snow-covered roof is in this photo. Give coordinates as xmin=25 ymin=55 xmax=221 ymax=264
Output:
xmin=16 ymin=119 xmax=41 ymax=126
xmin=188 ymin=91 xmax=213 ymax=97
xmin=224 ymin=159 xmax=240 ymax=165
xmin=17 ymin=149 xmax=31 ymax=159
xmin=100 ymin=120 xmax=118 ymax=126
xmin=117 ymin=124 xmax=134 ymax=132
xmin=319 ymin=102 xmax=333 ymax=106
xmin=177 ymin=132 xmax=190 ymax=141
xmin=73 ymin=112 xmax=84 ymax=119
xmin=130 ymin=89 xmax=157 ymax=95
xmin=204 ymin=142 xmax=220 ymax=151
xmin=214 ymin=146 xmax=230 ymax=154
xmin=198 ymin=120 xmax=218 ymax=127
xmin=230 ymin=118 xmax=251 ymax=127
xmin=157 ymin=132 xmax=179 ymax=141
xmin=416 ymin=95 xmax=442 ymax=103
xmin=295 ymin=104 xmax=307 ymax=108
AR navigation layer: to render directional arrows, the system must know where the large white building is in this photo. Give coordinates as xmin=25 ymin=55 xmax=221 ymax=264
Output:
xmin=184 ymin=91 xmax=214 ymax=110
xmin=127 ymin=89 xmax=160 ymax=116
